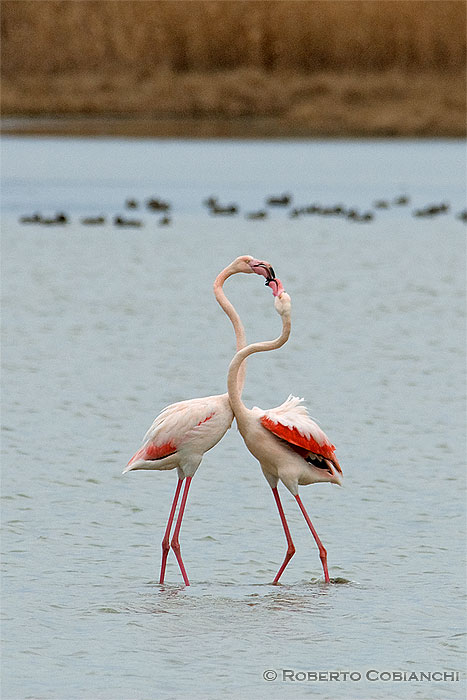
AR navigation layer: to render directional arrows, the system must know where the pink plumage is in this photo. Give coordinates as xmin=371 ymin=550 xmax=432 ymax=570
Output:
xmin=226 ymin=281 xmax=343 ymax=584
xmin=123 ymin=255 xmax=277 ymax=586
xmin=259 ymin=396 xmax=341 ymax=473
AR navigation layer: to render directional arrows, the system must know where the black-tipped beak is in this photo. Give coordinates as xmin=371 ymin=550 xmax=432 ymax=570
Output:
xmin=266 ymin=277 xmax=284 ymax=297
xmin=252 ymin=262 xmax=275 ymax=282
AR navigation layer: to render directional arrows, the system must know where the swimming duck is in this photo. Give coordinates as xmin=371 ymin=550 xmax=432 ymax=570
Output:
xmin=246 ymin=210 xmax=267 ymax=220
xmin=41 ymin=212 xmax=68 ymax=225
xmin=19 ymin=213 xmax=42 ymax=224
xmin=81 ymin=216 xmax=106 ymax=225
xmin=210 ymin=203 xmax=238 ymax=215
xmin=114 ymin=216 xmax=142 ymax=227
xmin=266 ymin=194 xmax=292 ymax=206
xmin=394 ymin=195 xmax=409 ymax=206
xmin=147 ymin=198 xmax=170 ymax=212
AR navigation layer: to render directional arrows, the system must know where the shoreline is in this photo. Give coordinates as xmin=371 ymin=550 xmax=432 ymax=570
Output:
xmin=2 ymin=70 xmax=465 ymax=139
xmin=2 ymin=115 xmax=466 ymax=140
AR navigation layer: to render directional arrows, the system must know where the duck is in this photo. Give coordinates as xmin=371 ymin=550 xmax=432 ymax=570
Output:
xmin=394 ymin=195 xmax=409 ymax=206
xmin=19 ymin=213 xmax=42 ymax=224
xmin=81 ymin=216 xmax=106 ymax=225
xmin=41 ymin=212 xmax=68 ymax=225
xmin=266 ymin=193 xmax=292 ymax=206
xmin=146 ymin=198 xmax=170 ymax=212
xmin=245 ymin=210 xmax=267 ymax=220
xmin=114 ymin=216 xmax=142 ymax=227
xmin=203 ymin=196 xmax=218 ymax=208
xmin=413 ymin=203 xmax=450 ymax=217
xmin=321 ymin=206 xmax=345 ymax=216
xmin=289 ymin=208 xmax=304 ymax=218
xmin=210 ymin=203 xmax=238 ymax=215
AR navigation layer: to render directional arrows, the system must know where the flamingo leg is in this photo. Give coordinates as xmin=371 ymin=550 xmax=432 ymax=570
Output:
xmin=271 ymin=487 xmax=296 ymax=583
xmin=159 ymin=477 xmax=184 ymax=584
xmin=170 ymin=476 xmax=193 ymax=586
xmin=295 ymin=494 xmax=330 ymax=583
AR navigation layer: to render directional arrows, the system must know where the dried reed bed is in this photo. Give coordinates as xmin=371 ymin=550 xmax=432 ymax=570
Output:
xmin=2 ymin=0 xmax=465 ymax=74
xmin=3 ymin=68 xmax=464 ymax=136
xmin=1 ymin=1 xmax=466 ymax=136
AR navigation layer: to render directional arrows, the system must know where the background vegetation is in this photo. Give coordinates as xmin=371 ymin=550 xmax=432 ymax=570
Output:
xmin=2 ymin=0 xmax=465 ymax=136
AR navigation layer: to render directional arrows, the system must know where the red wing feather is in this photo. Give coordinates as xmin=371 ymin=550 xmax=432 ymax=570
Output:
xmin=128 ymin=440 xmax=177 ymax=466
xmin=260 ymin=416 xmax=336 ymax=461
xmin=196 ymin=413 xmax=214 ymax=426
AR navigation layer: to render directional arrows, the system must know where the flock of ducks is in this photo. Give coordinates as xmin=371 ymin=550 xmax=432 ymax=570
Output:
xmin=18 ymin=193 xmax=467 ymax=227
xmin=19 ymin=198 xmax=172 ymax=227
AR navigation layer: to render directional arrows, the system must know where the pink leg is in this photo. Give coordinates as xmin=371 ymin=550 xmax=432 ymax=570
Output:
xmin=159 ymin=478 xmax=183 ymax=584
xmin=295 ymin=494 xmax=330 ymax=583
xmin=271 ymin=487 xmax=296 ymax=583
xmin=170 ymin=476 xmax=192 ymax=586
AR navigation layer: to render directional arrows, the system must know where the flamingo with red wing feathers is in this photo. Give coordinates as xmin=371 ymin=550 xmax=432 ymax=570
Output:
xmin=123 ymin=256 xmax=275 ymax=585
xmin=226 ymin=278 xmax=342 ymax=584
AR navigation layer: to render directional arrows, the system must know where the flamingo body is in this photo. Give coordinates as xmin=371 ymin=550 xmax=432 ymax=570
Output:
xmin=227 ymin=280 xmax=342 ymax=582
xmin=236 ymin=397 xmax=341 ymax=494
xmin=259 ymin=395 xmax=342 ymax=480
xmin=124 ymin=255 xmax=276 ymax=585
xmin=124 ymin=394 xmax=233 ymax=477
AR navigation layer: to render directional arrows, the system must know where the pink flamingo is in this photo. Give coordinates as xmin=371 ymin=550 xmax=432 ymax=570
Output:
xmin=227 ymin=277 xmax=342 ymax=584
xmin=123 ymin=256 xmax=275 ymax=585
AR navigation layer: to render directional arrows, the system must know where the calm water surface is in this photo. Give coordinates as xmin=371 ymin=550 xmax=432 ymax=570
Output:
xmin=1 ymin=138 xmax=466 ymax=699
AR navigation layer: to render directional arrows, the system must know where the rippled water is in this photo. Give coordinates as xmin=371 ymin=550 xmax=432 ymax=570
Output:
xmin=2 ymin=138 xmax=466 ymax=699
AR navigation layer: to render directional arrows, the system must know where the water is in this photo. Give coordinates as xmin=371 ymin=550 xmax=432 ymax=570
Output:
xmin=1 ymin=137 xmax=466 ymax=699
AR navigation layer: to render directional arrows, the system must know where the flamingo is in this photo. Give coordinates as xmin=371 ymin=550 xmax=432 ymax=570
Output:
xmin=227 ymin=277 xmax=342 ymax=584
xmin=123 ymin=256 xmax=275 ymax=585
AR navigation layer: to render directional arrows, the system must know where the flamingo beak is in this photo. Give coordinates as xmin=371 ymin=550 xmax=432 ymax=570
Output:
xmin=249 ymin=259 xmax=275 ymax=282
xmin=266 ymin=278 xmax=284 ymax=297
xmin=330 ymin=471 xmax=343 ymax=486
xmin=329 ymin=458 xmax=343 ymax=486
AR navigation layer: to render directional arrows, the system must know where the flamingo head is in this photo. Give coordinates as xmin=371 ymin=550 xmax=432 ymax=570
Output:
xmin=233 ymin=255 xmax=275 ymax=282
xmin=311 ymin=455 xmax=343 ymax=486
xmin=267 ymin=277 xmax=291 ymax=315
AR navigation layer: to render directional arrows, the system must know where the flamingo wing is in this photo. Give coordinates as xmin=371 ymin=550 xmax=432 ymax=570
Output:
xmin=258 ymin=395 xmax=341 ymax=471
xmin=142 ymin=394 xmax=231 ymax=443
xmin=126 ymin=394 xmax=233 ymax=469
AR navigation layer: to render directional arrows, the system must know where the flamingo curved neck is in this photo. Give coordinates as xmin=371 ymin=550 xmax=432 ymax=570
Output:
xmin=227 ymin=313 xmax=291 ymax=421
xmin=214 ymin=265 xmax=247 ymax=393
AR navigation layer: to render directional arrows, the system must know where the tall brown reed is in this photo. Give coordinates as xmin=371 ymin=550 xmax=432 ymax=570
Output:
xmin=2 ymin=0 xmax=465 ymax=76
